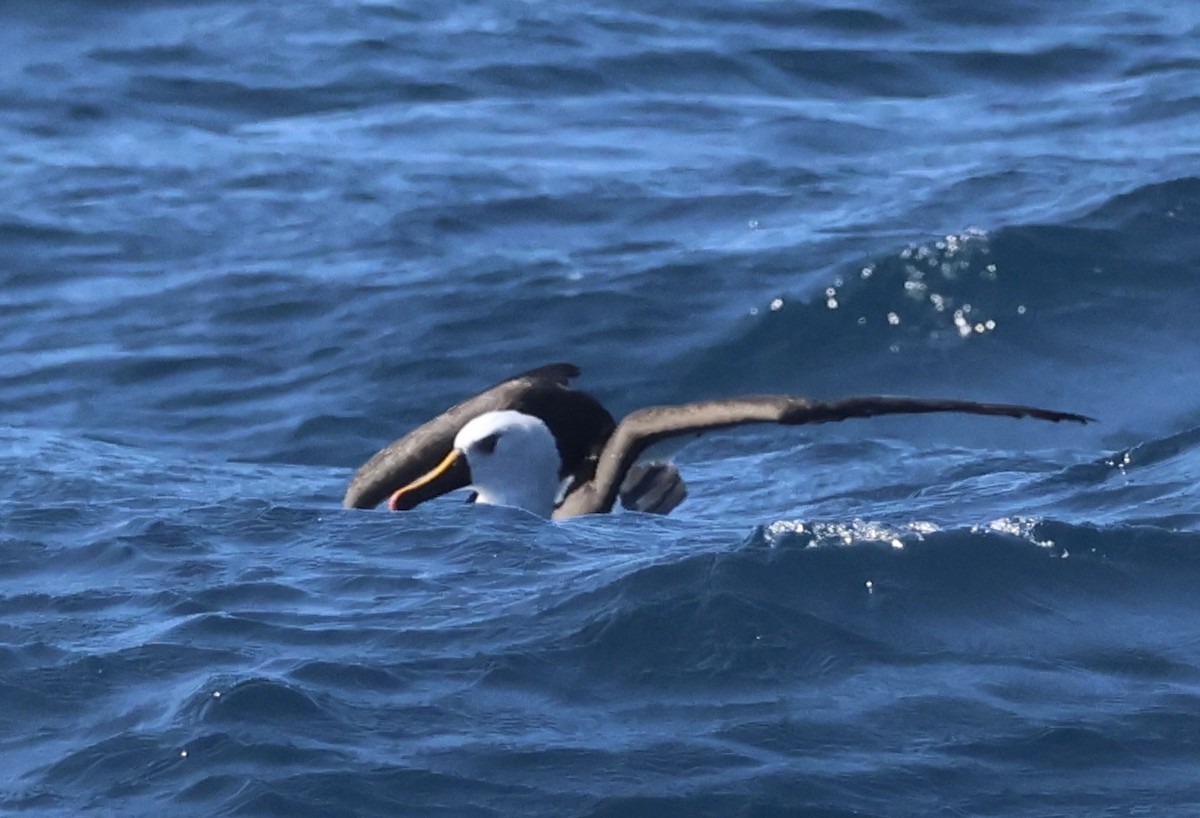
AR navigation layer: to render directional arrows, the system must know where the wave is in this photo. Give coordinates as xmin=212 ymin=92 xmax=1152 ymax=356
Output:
xmin=384 ymin=514 xmax=1200 ymax=695
xmin=6 ymin=423 xmax=1198 ymax=817
xmin=673 ymin=178 xmax=1200 ymax=446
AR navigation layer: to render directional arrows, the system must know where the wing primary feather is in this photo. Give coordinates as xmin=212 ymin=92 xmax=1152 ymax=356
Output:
xmin=554 ymin=394 xmax=1091 ymax=517
xmin=782 ymin=396 xmax=1095 ymax=426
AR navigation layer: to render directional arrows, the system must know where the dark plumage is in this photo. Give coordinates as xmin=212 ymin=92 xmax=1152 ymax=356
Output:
xmin=343 ymin=364 xmax=614 ymax=511
xmin=345 ymin=363 xmax=1093 ymax=519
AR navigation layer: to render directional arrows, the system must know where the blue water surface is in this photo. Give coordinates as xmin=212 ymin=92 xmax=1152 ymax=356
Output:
xmin=3 ymin=1 xmax=1200 ymax=816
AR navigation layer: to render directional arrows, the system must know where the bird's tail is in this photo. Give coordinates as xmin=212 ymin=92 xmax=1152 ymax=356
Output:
xmin=619 ymin=461 xmax=688 ymax=515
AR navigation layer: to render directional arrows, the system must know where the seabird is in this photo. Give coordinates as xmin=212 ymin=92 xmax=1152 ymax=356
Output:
xmin=344 ymin=363 xmax=1092 ymax=519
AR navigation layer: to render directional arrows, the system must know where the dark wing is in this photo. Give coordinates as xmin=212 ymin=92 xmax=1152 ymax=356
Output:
xmin=552 ymin=395 xmax=1093 ymax=518
xmin=506 ymin=373 xmax=617 ymax=494
xmin=343 ymin=363 xmax=611 ymax=509
xmin=618 ymin=461 xmax=688 ymax=515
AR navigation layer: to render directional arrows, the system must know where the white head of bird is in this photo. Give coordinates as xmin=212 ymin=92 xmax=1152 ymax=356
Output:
xmin=455 ymin=410 xmax=562 ymax=517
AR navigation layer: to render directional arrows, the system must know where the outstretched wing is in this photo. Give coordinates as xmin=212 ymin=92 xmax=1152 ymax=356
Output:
xmin=344 ymin=363 xmax=605 ymax=509
xmin=552 ymin=395 xmax=1093 ymax=518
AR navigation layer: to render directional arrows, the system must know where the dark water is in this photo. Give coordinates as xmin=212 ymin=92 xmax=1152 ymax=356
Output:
xmin=3 ymin=1 xmax=1200 ymax=815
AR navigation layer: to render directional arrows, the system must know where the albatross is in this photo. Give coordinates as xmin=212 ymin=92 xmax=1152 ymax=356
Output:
xmin=343 ymin=363 xmax=1092 ymax=519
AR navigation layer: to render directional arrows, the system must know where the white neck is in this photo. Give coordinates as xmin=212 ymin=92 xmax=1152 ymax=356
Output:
xmin=472 ymin=479 xmax=558 ymax=518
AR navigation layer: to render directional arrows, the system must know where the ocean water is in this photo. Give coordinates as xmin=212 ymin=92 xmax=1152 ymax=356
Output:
xmin=3 ymin=1 xmax=1200 ymax=815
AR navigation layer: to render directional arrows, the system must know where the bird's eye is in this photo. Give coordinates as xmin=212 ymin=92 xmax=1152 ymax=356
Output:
xmin=475 ymin=433 xmax=500 ymax=454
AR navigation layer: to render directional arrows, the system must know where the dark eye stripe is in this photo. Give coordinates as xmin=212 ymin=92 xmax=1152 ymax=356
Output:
xmin=475 ymin=432 xmax=500 ymax=454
